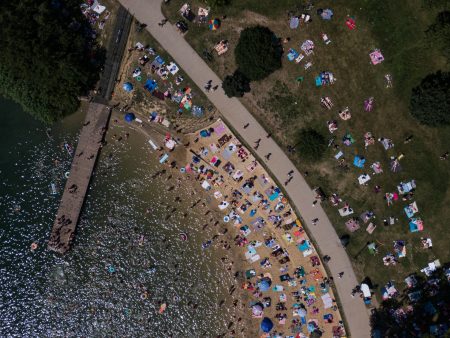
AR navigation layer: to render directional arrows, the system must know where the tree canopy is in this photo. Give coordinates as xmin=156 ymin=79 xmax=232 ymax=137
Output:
xmin=204 ymin=0 xmax=231 ymax=7
xmin=234 ymin=26 xmax=282 ymax=81
xmin=410 ymin=71 xmax=450 ymax=126
xmin=295 ymin=128 xmax=327 ymax=161
xmin=222 ymin=70 xmax=250 ymax=97
xmin=370 ymin=267 xmax=450 ymax=337
xmin=0 ymin=0 xmax=103 ymax=122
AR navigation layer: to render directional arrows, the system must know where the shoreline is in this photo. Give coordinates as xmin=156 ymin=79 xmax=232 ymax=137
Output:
xmin=118 ymin=113 xmax=344 ymax=336
xmin=109 ymin=111 xmax=255 ymax=336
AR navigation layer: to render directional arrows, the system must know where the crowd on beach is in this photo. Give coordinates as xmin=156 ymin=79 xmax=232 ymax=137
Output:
xmin=165 ymin=119 xmax=346 ymax=337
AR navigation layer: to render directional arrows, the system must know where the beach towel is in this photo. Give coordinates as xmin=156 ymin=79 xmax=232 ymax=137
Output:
xmin=321 ymin=293 xmax=333 ymax=309
xmin=287 ymin=48 xmax=299 ymax=61
xmin=273 ymin=285 xmax=284 ymax=292
xmin=404 ymin=201 xmax=418 ymax=218
xmin=290 ymin=16 xmax=299 ymax=29
xmin=214 ymin=123 xmax=226 ymax=135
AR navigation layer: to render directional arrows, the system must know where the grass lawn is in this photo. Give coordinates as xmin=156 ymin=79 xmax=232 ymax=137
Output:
xmin=112 ymin=15 xmax=217 ymax=131
xmin=162 ymin=0 xmax=450 ymax=299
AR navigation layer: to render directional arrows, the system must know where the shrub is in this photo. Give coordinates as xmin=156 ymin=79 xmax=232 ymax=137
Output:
xmin=204 ymin=0 xmax=230 ymax=7
xmin=410 ymin=71 xmax=450 ymax=126
xmin=222 ymin=70 xmax=250 ymax=97
xmin=296 ymin=128 xmax=327 ymax=161
xmin=234 ymin=26 xmax=282 ymax=81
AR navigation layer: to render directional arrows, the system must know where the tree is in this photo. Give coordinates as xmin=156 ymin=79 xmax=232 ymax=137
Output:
xmin=370 ymin=267 xmax=450 ymax=337
xmin=234 ymin=26 xmax=282 ymax=81
xmin=426 ymin=11 xmax=450 ymax=61
xmin=295 ymin=128 xmax=327 ymax=161
xmin=204 ymin=0 xmax=230 ymax=7
xmin=222 ymin=70 xmax=250 ymax=97
xmin=410 ymin=71 xmax=450 ymax=126
xmin=0 ymin=0 xmax=103 ymax=122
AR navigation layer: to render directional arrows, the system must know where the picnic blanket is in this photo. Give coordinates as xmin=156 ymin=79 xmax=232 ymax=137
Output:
xmin=290 ymin=16 xmax=299 ymax=29
xmin=287 ymin=48 xmax=299 ymax=61
xmin=321 ymin=293 xmax=333 ymax=309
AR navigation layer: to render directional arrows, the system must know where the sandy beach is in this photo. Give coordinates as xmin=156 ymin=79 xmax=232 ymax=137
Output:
xmin=114 ymin=111 xmax=344 ymax=337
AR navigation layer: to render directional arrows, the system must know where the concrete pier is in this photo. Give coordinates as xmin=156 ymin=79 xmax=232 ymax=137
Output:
xmin=48 ymin=103 xmax=110 ymax=253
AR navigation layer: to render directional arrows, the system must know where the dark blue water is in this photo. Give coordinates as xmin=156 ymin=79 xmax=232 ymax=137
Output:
xmin=0 ymin=99 xmax=235 ymax=336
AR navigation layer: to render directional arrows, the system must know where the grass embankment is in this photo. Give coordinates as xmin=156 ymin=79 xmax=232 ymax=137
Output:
xmin=162 ymin=0 xmax=450 ymax=295
xmin=113 ymin=16 xmax=217 ymax=132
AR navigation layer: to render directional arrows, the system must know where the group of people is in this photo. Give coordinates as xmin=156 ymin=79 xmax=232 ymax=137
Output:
xmin=48 ymin=214 xmax=74 ymax=252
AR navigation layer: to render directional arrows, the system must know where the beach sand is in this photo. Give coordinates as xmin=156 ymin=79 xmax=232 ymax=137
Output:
xmin=112 ymin=112 xmax=344 ymax=337
xmin=107 ymin=111 xmax=256 ymax=336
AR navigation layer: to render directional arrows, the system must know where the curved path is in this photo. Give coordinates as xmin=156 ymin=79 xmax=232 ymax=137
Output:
xmin=118 ymin=0 xmax=371 ymax=335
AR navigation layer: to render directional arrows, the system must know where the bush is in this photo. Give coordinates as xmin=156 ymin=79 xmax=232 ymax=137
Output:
xmin=222 ymin=70 xmax=250 ymax=97
xmin=234 ymin=26 xmax=282 ymax=81
xmin=410 ymin=71 xmax=450 ymax=126
xmin=204 ymin=0 xmax=230 ymax=7
xmin=0 ymin=0 xmax=103 ymax=122
xmin=296 ymin=128 xmax=327 ymax=161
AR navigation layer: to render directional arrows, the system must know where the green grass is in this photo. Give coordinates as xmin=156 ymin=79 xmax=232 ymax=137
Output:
xmin=162 ymin=0 xmax=450 ymax=300
xmin=121 ymin=18 xmax=214 ymax=125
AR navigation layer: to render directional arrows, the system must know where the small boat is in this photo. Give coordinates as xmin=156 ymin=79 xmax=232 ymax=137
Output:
xmin=159 ymin=303 xmax=167 ymax=314
xmin=64 ymin=143 xmax=74 ymax=156
xmin=50 ymin=183 xmax=57 ymax=195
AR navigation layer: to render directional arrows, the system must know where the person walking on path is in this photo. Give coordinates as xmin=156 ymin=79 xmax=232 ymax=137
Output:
xmin=312 ymin=200 xmax=318 ymax=207
xmin=264 ymin=153 xmax=272 ymax=160
xmin=288 ymin=170 xmax=294 ymax=177
xmin=243 ymin=123 xmax=250 ymax=129
xmin=312 ymin=218 xmax=319 ymax=226
xmin=338 ymin=272 xmax=344 ymax=278
xmin=158 ymin=18 xmax=168 ymax=26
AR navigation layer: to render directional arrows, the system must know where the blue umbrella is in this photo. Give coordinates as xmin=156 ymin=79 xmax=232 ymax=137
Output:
xmin=260 ymin=317 xmax=274 ymax=333
xmin=124 ymin=112 xmax=135 ymax=122
xmin=123 ymin=82 xmax=133 ymax=92
xmin=257 ymin=278 xmax=272 ymax=292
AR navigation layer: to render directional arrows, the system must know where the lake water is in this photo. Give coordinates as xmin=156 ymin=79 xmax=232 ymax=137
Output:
xmin=0 ymin=98 xmax=235 ymax=336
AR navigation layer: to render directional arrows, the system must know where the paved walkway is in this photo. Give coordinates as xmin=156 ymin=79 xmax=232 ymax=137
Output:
xmin=118 ymin=0 xmax=371 ymax=336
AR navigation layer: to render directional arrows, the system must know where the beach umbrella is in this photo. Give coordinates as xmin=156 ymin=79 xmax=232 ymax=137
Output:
xmin=123 ymin=82 xmax=133 ymax=92
xmin=257 ymin=278 xmax=272 ymax=292
xmin=124 ymin=112 xmax=135 ymax=123
xmin=252 ymin=303 xmax=264 ymax=316
xmin=260 ymin=317 xmax=274 ymax=333
xmin=209 ymin=18 xmax=220 ymax=31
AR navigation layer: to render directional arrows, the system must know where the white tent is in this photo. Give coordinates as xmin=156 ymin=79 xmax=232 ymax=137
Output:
xmin=91 ymin=1 xmax=106 ymax=14
xmin=361 ymin=283 xmax=371 ymax=298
